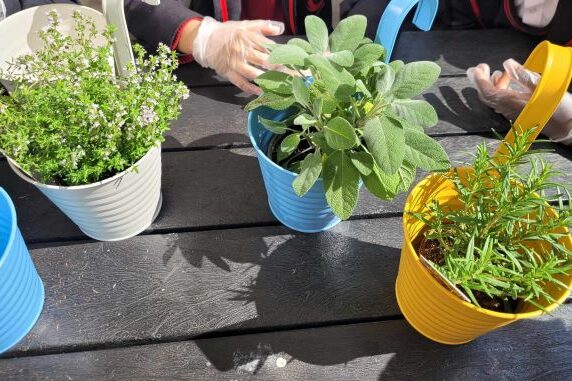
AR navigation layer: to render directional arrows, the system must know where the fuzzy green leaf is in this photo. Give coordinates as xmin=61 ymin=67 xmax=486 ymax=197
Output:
xmin=329 ymin=15 xmax=367 ymax=52
xmin=292 ymin=76 xmax=310 ymax=106
xmin=305 ymin=16 xmax=329 ymax=53
xmin=392 ymin=61 xmax=441 ymax=99
xmin=352 ymin=43 xmax=385 ymax=72
xmin=259 ymin=117 xmax=288 ymax=134
xmin=350 ymin=151 xmax=374 ymax=176
xmin=308 ymin=55 xmax=355 ymax=100
xmin=390 ymin=99 xmax=438 ymax=127
xmin=362 ymin=162 xmax=400 ymax=199
xmin=269 ymin=45 xmax=308 ymax=67
xmin=254 ymin=71 xmax=292 ymax=95
xmin=292 ymin=149 xmax=322 ymax=196
xmin=328 ymin=51 xmax=354 ymax=67
xmin=389 ymin=60 xmax=404 ymax=73
xmin=324 ymin=116 xmax=358 ymax=150
xmin=363 ymin=116 xmax=405 ymax=174
xmin=280 ymin=133 xmax=301 ymax=156
xmin=404 ymin=128 xmax=450 ymax=171
xmin=288 ymin=38 xmax=313 ymax=53
xmin=245 ymin=92 xmax=295 ymax=112
xmin=376 ymin=64 xmax=395 ymax=96
xmin=396 ymin=160 xmax=417 ymax=192
xmin=323 ymin=150 xmax=360 ymax=220
xmin=313 ymin=98 xmax=323 ymax=116
xmin=294 ymin=113 xmax=317 ymax=126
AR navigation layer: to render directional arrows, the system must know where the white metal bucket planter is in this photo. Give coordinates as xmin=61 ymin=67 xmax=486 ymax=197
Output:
xmin=8 ymin=146 xmax=162 ymax=241
xmin=0 ymin=0 xmax=163 ymax=241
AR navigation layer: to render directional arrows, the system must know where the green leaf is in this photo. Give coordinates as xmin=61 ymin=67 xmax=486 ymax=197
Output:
xmin=305 ymin=16 xmax=329 ymax=53
xmin=390 ymin=99 xmax=438 ymax=127
xmin=363 ymin=162 xmax=400 ymax=200
xmin=404 ymin=128 xmax=450 ymax=171
xmin=292 ymin=149 xmax=323 ymax=196
xmin=323 ymin=150 xmax=360 ymax=220
xmin=280 ymin=133 xmax=301 ymax=156
xmin=389 ymin=60 xmax=404 ymax=73
xmin=292 ymin=76 xmax=310 ymax=107
xmin=244 ymin=92 xmax=295 ymax=111
xmin=288 ymin=38 xmax=313 ymax=54
xmin=352 ymin=43 xmax=385 ymax=71
xmin=324 ymin=116 xmax=358 ymax=150
xmin=254 ymin=71 xmax=292 ymax=95
xmin=391 ymin=61 xmax=441 ymax=99
xmin=363 ymin=116 xmax=405 ymax=174
xmin=310 ymin=131 xmax=335 ymax=155
xmin=376 ymin=64 xmax=395 ymax=96
xmin=294 ymin=113 xmax=317 ymax=126
xmin=396 ymin=160 xmax=417 ymax=192
xmin=313 ymin=98 xmax=323 ymax=116
xmin=329 ymin=15 xmax=367 ymax=52
xmin=307 ymin=55 xmax=355 ymax=100
xmin=350 ymin=151 xmax=374 ymax=176
xmin=328 ymin=51 xmax=354 ymax=67
xmin=269 ymin=45 xmax=308 ymax=67
xmin=259 ymin=116 xmax=288 ymax=134
xmin=355 ymin=79 xmax=371 ymax=98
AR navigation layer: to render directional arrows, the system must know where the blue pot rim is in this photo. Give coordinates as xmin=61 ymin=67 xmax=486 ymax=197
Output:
xmin=0 ymin=187 xmax=17 ymax=267
xmin=248 ymin=110 xmax=324 ymax=183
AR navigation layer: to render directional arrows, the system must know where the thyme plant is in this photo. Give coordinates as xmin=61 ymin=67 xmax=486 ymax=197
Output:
xmin=413 ymin=128 xmax=572 ymax=310
xmin=245 ymin=15 xmax=449 ymax=220
xmin=0 ymin=11 xmax=189 ymax=186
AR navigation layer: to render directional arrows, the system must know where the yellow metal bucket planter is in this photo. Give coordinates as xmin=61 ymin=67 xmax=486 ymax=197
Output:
xmin=395 ymin=41 xmax=572 ymax=345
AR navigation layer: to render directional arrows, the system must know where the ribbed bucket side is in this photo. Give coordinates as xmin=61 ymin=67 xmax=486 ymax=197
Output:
xmin=395 ymin=171 xmax=572 ymax=344
xmin=248 ymin=108 xmax=341 ymax=233
xmin=9 ymin=146 xmax=162 ymax=241
xmin=0 ymin=188 xmax=44 ymax=354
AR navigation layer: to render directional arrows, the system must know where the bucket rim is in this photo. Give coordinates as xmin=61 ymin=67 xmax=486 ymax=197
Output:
xmin=8 ymin=144 xmax=161 ymax=191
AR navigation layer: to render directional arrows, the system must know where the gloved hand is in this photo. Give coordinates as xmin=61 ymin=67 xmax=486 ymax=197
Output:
xmin=192 ymin=17 xmax=285 ymax=95
xmin=467 ymin=59 xmax=572 ymax=145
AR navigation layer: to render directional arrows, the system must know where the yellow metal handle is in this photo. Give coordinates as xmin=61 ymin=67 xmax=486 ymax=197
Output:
xmin=494 ymin=41 xmax=572 ymax=159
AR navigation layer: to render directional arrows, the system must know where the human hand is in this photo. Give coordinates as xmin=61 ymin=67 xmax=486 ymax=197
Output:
xmin=191 ymin=17 xmax=284 ymax=95
xmin=467 ymin=59 xmax=572 ymax=145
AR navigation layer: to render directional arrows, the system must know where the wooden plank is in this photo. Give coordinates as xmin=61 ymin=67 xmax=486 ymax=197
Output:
xmin=163 ymin=76 xmax=509 ymax=149
xmin=1 ymin=305 xmax=571 ymax=380
xmin=6 ymin=218 xmax=405 ymax=354
xmin=393 ymin=29 xmax=536 ymax=76
xmin=177 ymin=30 xmax=534 ymax=87
xmin=3 ymin=135 xmax=571 ymax=243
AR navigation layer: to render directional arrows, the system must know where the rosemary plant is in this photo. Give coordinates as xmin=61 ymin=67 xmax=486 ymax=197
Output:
xmin=413 ymin=128 xmax=572 ymax=310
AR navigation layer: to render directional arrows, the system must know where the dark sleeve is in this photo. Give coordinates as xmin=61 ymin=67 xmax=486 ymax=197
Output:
xmin=125 ymin=0 xmax=202 ymax=52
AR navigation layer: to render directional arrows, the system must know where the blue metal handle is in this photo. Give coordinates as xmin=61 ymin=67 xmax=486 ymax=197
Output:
xmin=375 ymin=0 xmax=439 ymax=62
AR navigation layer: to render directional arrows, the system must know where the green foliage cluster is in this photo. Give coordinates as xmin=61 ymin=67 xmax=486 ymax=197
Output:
xmin=245 ymin=15 xmax=450 ymax=220
xmin=0 ymin=11 xmax=189 ymax=186
xmin=413 ymin=129 xmax=572 ymax=310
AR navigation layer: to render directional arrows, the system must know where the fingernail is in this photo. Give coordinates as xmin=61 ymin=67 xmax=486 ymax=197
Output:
xmin=269 ymin=21 xmax=285 ymax=34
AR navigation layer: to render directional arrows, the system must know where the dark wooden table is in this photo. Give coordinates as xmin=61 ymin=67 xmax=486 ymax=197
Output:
xmin=1 ymin=30 xmax=571 ymax=380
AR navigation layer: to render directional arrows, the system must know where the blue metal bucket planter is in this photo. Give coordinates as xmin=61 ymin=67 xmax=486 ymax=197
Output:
xmin=0 ymin=187 xmax=44 ymax=354
xmin=248 ymin=108 xmax=342 ymax=233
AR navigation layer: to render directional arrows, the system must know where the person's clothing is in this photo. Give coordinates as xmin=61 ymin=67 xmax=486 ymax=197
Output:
xmin=241 ymin=0 xmax=284 ymax=22
xmin=515 ymin=0 xmax=558 ymax=28
xmin=435 ymin=0 xmax=571 ymax=46
xmin=3 ymin=0 xmax=572 ymax=59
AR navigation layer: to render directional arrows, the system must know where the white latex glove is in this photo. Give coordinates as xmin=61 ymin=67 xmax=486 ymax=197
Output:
xmin=192 ymin=17 xmax=284 ymax=95
xmin=467 ymin=59 xmax=572 ymax=145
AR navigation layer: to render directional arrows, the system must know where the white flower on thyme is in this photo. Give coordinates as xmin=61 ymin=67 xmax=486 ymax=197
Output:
xmin=139 ymin=104 xmax=158 ymax=126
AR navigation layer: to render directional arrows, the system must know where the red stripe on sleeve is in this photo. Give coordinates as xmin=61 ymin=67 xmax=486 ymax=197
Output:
xmin=220 ymin=0 xmax=229 ymax=21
